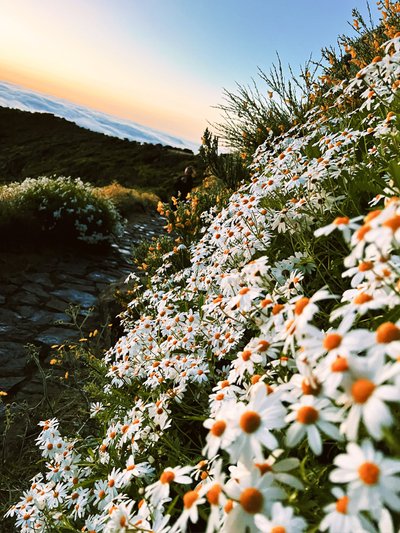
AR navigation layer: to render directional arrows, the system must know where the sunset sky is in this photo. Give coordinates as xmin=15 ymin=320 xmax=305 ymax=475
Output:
xmin=0 ymin=1 xmax=380 ymax=143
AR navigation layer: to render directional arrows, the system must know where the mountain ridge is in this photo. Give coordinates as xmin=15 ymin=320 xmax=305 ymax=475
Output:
xmin=0 ymin=106 xmax=197 ymax=199
xmin=0 ymin=80 xmax=198 ymax=151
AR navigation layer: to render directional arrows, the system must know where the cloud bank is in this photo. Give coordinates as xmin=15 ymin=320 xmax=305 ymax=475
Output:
xmin=0 ymin=81 xmax=197 ymax=151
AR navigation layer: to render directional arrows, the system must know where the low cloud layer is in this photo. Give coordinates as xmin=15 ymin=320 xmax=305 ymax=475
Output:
xmin=0 ymin=81 xmax=197 ymax=151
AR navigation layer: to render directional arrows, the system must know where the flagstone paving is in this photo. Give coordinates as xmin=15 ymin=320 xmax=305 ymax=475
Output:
xmin=0 ymin=212 xmax=164 ymax=403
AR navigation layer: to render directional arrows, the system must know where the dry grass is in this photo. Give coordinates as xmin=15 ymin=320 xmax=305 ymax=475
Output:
xmin=94 ymin=182 xmax=159 ymax=217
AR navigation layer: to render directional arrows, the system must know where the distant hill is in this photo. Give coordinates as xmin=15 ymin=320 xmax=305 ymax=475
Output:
xmin=0 ymin=80 xmax=197 ymax=150
xmin=0 ymin=107 xmax=198 ymax=199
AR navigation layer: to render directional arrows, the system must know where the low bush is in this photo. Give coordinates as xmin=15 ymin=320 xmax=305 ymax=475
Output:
xmin=0 ymin=176 xmax=124 ymax=246
xmin=94 ymin=182 xmax=159 ymax=218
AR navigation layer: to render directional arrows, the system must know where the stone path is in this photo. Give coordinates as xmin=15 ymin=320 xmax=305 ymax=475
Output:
xmin=0 ymin=212 xmax=165 ymax=402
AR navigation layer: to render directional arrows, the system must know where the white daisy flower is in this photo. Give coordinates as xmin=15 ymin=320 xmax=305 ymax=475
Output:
xmin=319 ymin=487 xmax=373 ymax=533
xmin=254 ymin=501 xmax=307 ymax=532
xmin=145 ymin=465 xmax=193 ymax=505
xmin=285 ymin=395 xmax=342 ymax=455
xmin=339 ymin=352 xmax=400 ymax=441
xmin=330 ymin=440 xmax=400 ymax=519
xmin=225 ymin=382 xmax=287 ymax=465
xmin=223 ymin=469 xmax=284 ymax=533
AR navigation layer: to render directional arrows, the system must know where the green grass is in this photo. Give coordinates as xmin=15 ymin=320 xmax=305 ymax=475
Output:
xmin=0 ymin=107 xmax=198 ymax=200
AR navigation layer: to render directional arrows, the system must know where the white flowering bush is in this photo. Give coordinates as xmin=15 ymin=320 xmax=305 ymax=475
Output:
xmin=7 ymin=26 xmax=400 ymax=533
xmin=0 ymin=176 xmax=123 ymax=245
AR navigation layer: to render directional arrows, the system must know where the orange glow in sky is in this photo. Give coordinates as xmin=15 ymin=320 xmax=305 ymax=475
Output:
xmin=0 ymin=0 xmax=380 ymax=144
xmin=0 ymin=1 xmax=221 ymax=142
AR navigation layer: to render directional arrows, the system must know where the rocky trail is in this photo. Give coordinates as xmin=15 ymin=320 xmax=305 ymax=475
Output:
xmin=0 ymin=212 xmax=165 ymax=409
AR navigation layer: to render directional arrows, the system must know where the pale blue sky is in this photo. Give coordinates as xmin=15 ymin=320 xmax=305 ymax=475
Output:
xmin=0 ymin=0 xmax=380 ymax=141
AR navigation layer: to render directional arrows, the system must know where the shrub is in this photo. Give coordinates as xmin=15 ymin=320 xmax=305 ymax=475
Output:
xmin=199 ymin=128 xmax=249 ymax=190
xmin=94 ymin=182 xmax=159 ymax=218
xmin=0 ymin=176 xmax=124 ymax=246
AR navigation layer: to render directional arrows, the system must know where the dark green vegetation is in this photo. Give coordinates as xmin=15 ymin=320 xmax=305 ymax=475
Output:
xmin=0 ymin=107 xmax=196 ymax=200
xmin=0 ymin=176 xmax=123 ymax=248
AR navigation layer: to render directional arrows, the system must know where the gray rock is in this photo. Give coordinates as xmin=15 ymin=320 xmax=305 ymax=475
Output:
xmin=0 ymin=342 xmax=27 ymax=376
xmin=51 ymin=289 xmax=96 ymax=309
xmin=36 ymin=327 xmax=78 ymax=346
xmin=28 ymin=273 xmax=53 ymax=286
xmin=46 ymin=299 xmax=68 ymax=312
xmin=15 ymin=307 xmax=70 ymax=326
xmin=23 ymin=283 xmax=50 ymax=299
xmin=15 ymin=291 xmax=42 ymax=306
xmin=0 ymin=308 xmax=21 ymax=323
xmin=0 ymin=283 xmax=19 ymax=296
xmin=0 ymin=376 xmax=25 ymax=392
xmin=87 ymin=272 xmax=118 ymax=283
xmin=0 ymin=323 xmax=14 ymax=335
xmin=59 ymin=282 xmax=96 ymax=293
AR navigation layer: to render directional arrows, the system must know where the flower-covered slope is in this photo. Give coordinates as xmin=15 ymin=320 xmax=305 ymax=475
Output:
xmin=8 ymin=36 xmax=400 ymax=532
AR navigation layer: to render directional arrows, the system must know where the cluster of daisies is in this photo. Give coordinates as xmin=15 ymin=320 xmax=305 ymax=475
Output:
xmin=8 ymin=34 xmax=400 ymax=532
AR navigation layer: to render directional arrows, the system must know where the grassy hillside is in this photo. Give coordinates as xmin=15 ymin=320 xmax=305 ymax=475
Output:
xmin=0 ymin=107 xmax=197 ymax=199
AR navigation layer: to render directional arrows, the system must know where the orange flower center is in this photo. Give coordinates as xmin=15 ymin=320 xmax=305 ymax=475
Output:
xmin=271 ymin=527 xmax=286 ymax=533
xmin=120 ymin=517 xmax=127 ymax=527
xmin=335 ymin=495 xmax=349 ymax=514
xmin=258 ymin=340 xmax=270 ymax=351
xmin=239 ymin=487 xmax=264 ymax=514
xmin=358 ymin=462 xmax=380 ymax=485
xmin=272 ymin=304 xmax=284 ymax=315
xmin=353 ymin=293 xmax=373 ymax=305
xmin=255 ymin=462 xmax=273 ymax=475
xmin=160 ymin=471 xmax=175 ymax=484
xmin=297 ymin=406 xmax=319 ymax=424
xmin=261 ymin=298 xmax=272 ymax=308
xmin=240 ymin=411 xmax=261 ymax=433
xmin=358 ymin=261 xmax=373 ymax=272
xmin=301 ymin=379 xmax=321 ymax=396
xmin=351 ymin=379 xmax=375 ymax=403
xmin=242 ymin=350 xmax=252 ymax=361
xmin=207 ymin=483 xmax=222 ymax=506
xmin=356 ymin=224 xmax=371 ymax=240
xmin=323 ymin=333 xmax=342 ymax=351
xmin=376 ymin=322 xmax=400 ymax=343
xmin=224 ymin=499 xmax=233 ymax=513
xmin=239 ymin=287 xmax=250 ymax=295
xmin=183 ymin=490 xmax=199 ymax=509
xmin=364 ymin=210 xmax=381 ymax=223
xmin=295 ymin=297 xmax=310 ymax=315
xmin=331 ymin=356 xmax=349 ymax=372
xmin=210 ymin=420 xmax=226 ymax=437
xmin=333 ymin=216 xmax=350 ymax=225
xmin=383 ymin=215 xmax=400 ymax=233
